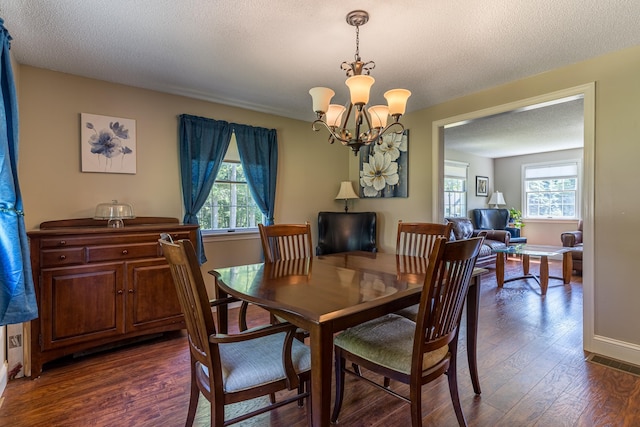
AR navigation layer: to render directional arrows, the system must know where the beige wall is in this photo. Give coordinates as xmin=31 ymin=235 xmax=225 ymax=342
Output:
xmin=17 ymin=66 xmax=348 ymax=290
xmin=363 ymin=45 xmax=639 ymax=356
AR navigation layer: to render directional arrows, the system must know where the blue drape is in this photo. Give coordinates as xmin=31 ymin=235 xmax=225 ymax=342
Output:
xmin=234 ymin=124 xmax=278 ymax=225
xmin=179 ymin=114 xmax=232 ymax=264
xmin=0 ymin=19 xmax=38 ymax=325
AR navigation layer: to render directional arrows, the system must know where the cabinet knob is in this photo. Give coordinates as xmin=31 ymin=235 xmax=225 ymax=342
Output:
xmin=122 ymin=249 xmax=128 ymax=255
xmin=59 ymin=255 xmax=66 ymax=260
xmin=117 ymin=290 xmax=124 ymax=295
xmin=128 ymin=289 xmax=135 ymax=293
xmin=59 ymin=240 xmax=66 ymax=246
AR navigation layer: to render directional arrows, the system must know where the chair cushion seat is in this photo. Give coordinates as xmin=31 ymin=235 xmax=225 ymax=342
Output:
xmin=334 ymin=314 xmax=449 ymax=375
xmin=201 ymin=332 xmax=311 ymax=393
xmin=394 ymin=304 xmax=419 ymax=322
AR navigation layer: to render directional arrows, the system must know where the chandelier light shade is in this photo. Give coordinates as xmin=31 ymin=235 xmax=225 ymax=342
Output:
xmin=309 ymin=10 xmax=411 ymax=155
xmin=335 ymin=181 xmax=359 ymax=213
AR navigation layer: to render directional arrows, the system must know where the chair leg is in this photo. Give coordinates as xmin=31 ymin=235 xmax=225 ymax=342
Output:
xmin=409 ymin=380 xmax=423 ymax=427
xmin=446 ymin=347 xmax=467 ymax=427
xmin=297 ymin=381 xmax=304 ymax=407
xmin=186 ymin=365 xmax=199 ymax=427
xmin=331 ymin=349 xmax=347 ymax=423
xmin=239 ymin=301 xmax=249 ymax=331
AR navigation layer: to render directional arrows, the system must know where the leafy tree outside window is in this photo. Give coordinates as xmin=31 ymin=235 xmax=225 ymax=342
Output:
xmin=523 ymin=161 xmax=580 ymax=219
xmin=444 ymin=160 xmax=468 ymax=218
xmin=197 ymin=162 xmax=263 ymax=231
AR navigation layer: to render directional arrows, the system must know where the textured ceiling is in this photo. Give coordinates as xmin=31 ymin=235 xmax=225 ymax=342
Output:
xmin=1 ymin=1 xmax=637 ymax=153
xmin=445 ymin=97 xmax=584 ymax=158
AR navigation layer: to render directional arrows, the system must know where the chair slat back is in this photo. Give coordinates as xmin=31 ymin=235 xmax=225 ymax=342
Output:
xmin=414 ymin=236 xmax=483 ymax=355
xmin=159 ymin=238 xmax=216 ymax=367
xmin=259 ymin=223 xmax=313 ymax=262
xmin=396 ymin=221 xmax=453 ymax=257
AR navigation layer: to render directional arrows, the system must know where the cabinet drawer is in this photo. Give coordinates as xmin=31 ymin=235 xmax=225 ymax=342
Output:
xmin=86 ymin=243 xmax=159 ymax=262
xmin=41 ymin=248 xmax=86 ymax=267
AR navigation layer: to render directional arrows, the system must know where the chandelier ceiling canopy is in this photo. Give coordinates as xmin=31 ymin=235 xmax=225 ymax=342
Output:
xmin=309 ymin=10 xmax=411 ymax=155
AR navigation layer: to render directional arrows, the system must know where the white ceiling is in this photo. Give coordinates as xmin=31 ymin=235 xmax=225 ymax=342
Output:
xmin=444 ymin=97 xmax=584 ymax=158
xmin=2 ymin=1 xmax=638 ymax=152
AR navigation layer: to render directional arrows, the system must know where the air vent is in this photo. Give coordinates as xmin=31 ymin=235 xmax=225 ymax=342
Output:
xmin=586 ymin=354 xmax=640 ymax=377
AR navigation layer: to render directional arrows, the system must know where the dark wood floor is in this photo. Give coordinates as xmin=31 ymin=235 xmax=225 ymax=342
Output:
xmin=2 ymin=258 xmax=640 ymax=426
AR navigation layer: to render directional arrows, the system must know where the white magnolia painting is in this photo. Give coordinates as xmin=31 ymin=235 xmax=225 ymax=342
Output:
xmin=359 ymin=130 xmax=408 ymax=198
xmin=81 ymin=113 xmax=136 ymax=174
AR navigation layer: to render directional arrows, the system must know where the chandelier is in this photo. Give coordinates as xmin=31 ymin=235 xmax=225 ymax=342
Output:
xmin=309 ymin=10 xmax=411 ymax=155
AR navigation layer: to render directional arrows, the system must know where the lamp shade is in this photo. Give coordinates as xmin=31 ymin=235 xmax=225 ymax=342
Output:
xmin=335 ymin=181 xmax=359 ymax=200
xmin=326 ymin=104 xmax=347 ymax=127
xmin=368 ymin=105 xmax=389 ymax=128
xmin=345 ymin=75 xmax=375 ymax=105
xmin=384 ymin=89 xmax=411 ymax=116
xmin=309 ymin=87 xmax=335 ymax=113
xmin=488 ymin=191 xmax=506 ymax=208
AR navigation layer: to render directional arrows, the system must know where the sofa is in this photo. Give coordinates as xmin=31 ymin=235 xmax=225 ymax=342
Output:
xmin=472 ymin=208 xmax=527 ymax=244
xmin=561 ymin=220 xmax=583 ymax=274
xmin=445 ymin=217 xmax=511 ymax=269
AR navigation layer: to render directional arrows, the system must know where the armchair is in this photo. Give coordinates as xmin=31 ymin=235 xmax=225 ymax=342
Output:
xmin=561 ymin=220 xmax=583 ymax=273
xmin=472 ymin=208 xmax=527 ymax=244
xmin=446 ymin=217 xmax=510 ymax=269
xmin=316 ymin=211 xmax=377 ymax=255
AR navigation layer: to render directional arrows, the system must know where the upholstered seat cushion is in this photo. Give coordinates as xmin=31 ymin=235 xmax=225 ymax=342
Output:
xmin=394 ymin=304 xmax=419 ymax=321
xmin=333 ymin=314 xmax=449 ymax=375
xmin=201 ymin=332 xmax=311 ymax=393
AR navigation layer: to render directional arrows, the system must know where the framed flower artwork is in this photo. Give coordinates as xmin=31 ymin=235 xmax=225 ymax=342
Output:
xmin=359 ymin=130 xmax=408 ymax=198
xmin=81 ymin=113 xmax=136 ymax=174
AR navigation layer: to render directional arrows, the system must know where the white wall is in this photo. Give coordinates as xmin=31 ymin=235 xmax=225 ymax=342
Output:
xmin=445 ymin=148 xmax=495 ymax=215
xmin=495 ymin=148 xmax=583 ymax=245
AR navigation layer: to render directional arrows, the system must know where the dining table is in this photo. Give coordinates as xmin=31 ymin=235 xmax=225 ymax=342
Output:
xmin=210 ymin=251 xmax=486 ymax=427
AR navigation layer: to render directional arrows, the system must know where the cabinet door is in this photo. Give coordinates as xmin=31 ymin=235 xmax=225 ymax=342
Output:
xmin=40 ymin=263 xmax=125 ymax=350
xmin=125 ymin=258 xmax=184 ymax=332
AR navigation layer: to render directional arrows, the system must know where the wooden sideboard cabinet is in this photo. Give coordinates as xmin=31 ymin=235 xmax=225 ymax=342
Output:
xmin=27 ymin=217 xmax=198 ymax=377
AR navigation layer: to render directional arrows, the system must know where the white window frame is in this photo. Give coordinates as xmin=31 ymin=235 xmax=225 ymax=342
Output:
xmin=444 ymin=160 xmax=468 ymax=218
xmin=522 ymin=159 xmax=581 ymax=220
xmin=198 ymin=136 xmax=264 ymax=236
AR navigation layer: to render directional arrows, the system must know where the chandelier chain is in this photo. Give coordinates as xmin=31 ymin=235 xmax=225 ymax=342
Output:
xmin=354 ymin=25 xmax=360 ymax=61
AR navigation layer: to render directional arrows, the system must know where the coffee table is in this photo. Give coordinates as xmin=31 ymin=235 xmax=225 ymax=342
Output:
xmin=493 ymin=244 xmax=572 ymax=295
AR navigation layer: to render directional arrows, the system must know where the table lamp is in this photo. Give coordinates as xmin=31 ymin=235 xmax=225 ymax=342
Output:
xmin=335 ymin=181 xmax=359 ymax=213
xmin=488 ymin=191 xmax=506 ymax=209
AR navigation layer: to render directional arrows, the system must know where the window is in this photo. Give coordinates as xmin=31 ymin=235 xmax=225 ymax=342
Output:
xmin=197 ymin=134 xmax=265 ymax=232
xmin=523 ymin=161 xmax=580 ymax=219
xmin=197 ymin=161 xmax=263 ymax=231
xmin=444 ymin=160 xmax=468 ymax=217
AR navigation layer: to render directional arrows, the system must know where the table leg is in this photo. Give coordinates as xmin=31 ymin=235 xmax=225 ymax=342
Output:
xmin=540 ymin=255 xmax=549 ymax=295
xmin=496 ymin=252 xmax=505 ymax=287
xmin=466 ymin=275 xmax=481 ymax=394
xmin=213 ymin=278 xmax=229 ymax=334
xmin=523 ymin=254 xmax=530 ymax=275
xmin=309 ymin=324 xmax=334 ymax=427
xmin=562 ymin=251 xmax=573 ymax=284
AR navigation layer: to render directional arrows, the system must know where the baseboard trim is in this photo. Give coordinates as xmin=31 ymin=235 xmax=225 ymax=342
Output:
xmin=589 ymin=334 xmax=640 ymax=367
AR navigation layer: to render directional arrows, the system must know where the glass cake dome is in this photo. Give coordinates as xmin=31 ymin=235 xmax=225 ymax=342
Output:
xmin=94 ymin=200 xmax=135 ymax=228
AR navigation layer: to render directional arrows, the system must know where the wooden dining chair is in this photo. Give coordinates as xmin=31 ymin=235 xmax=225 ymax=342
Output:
xmin=395 ymin=221 xmax=453 ymax=321
xmin=252 ymin=222 xmax=314 ymax=340
xmin=331 ymin=236 xmax=484 ymax=427
xmin=159 ymin=236 xmax=311 ymax=427
xmin=258 ymin=222 xmax=313 ymax=262
xmin=396 ymin=220 xmax=453 ymax=257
